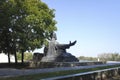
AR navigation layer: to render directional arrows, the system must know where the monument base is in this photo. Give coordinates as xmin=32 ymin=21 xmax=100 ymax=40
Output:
xmin=41 ymin=53 xmax=79 ymax=62
xmin=29 ymin=61 xmax=105 ymax=68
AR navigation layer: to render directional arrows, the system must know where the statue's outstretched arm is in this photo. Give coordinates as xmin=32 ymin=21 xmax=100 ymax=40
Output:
xmin=56 ymin=40 xmax=77 ymax=49
xmin=69 ymin=40 xmax=77 ymax=46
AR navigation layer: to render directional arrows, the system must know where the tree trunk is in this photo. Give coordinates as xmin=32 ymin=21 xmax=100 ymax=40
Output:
xmin=7 ymin=47 xmax=10 ymax=64
xmin=14 ymin=51 xmax=17 ymax=64
xmin=12 ymin=41 xmax=17 ymax=64
xmin=8 ymin=52 xmax=10 ymax=64
xmin=13 ymin=44 xmax=17 ymax=64
xmin=21 ymin=50 xmax=24 ymax=64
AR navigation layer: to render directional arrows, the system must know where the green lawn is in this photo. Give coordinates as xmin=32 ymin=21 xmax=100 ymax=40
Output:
xmin=0 ymin=64 xmax=120 ymax=80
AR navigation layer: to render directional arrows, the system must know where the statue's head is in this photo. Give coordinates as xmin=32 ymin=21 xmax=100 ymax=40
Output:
xmin=50 ymin=32 xmax=57 ymax=40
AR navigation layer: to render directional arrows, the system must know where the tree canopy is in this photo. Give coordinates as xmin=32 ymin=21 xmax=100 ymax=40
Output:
xmin=0 ymin=0 xmax=57 ymax=63
xmin=98 ymin=53 xmax=120 ymax=61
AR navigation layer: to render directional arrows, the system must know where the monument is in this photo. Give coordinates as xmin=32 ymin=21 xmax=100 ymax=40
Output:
xmin=31 ymin=32 xmax=103 ymax=68
xmin=41 ymin=32 xmax=79 ymax=62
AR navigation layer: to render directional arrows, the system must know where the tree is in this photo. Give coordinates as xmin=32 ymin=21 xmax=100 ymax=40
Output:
xmin=17 ymin=52 xmax=32 ymax=61
xmin=0 ymin=0 xmax=57 ymax=64
xmin=0 ymin=0 xmax=13 ymax=63
xmin=98 ymin=53 xmax=120 ymax=61
xmin=78 ymin=56 xmax=97 ymax=61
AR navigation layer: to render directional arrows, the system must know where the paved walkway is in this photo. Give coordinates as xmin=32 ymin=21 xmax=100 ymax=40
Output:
xmin=0 ymin=63 xmax=119 ymax=78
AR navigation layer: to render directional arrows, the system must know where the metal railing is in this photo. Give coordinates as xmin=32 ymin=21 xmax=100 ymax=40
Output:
xmin=41 ymin=67 xmax=120 ymax=80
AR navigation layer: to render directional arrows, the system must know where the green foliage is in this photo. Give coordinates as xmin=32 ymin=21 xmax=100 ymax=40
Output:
xmin=24 ymin=53 xmax=33 ymax=61
xmin=17 ymin=52 xmax=33 ymax=61
xmin=0 ymin=0 xmax=57 ymax=51
xmin=0 ymin=0 xmax=57 ymax=63
xmin=17 ymin=52 xmax=21 ymax=60
xmin=98 ymin=53 xmax=120 ymax=61
xmin=78 ymin=56 xmax=98 ymax=61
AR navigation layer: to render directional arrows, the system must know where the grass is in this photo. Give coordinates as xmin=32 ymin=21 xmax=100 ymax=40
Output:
xmin=0 ymin=64 xmax=120 ymax=80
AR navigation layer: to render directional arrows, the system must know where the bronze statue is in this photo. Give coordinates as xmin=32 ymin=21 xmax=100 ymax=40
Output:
xmin=41 ymin=32 xmax=79 ymax=62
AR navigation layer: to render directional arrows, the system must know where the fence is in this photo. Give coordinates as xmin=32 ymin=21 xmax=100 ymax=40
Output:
xmin=41 ymin=67 xmax=120 ymax=80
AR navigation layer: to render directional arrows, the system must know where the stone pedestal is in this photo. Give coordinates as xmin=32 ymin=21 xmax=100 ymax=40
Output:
xmin=41 ymin=53 xmax=79 ymax=62
xmin=29 ymin=62 xmax=104 ymax=68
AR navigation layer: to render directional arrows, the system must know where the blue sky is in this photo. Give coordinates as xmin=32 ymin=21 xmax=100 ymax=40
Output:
xmin=41 ymin=0 xmax=120 ymax=57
